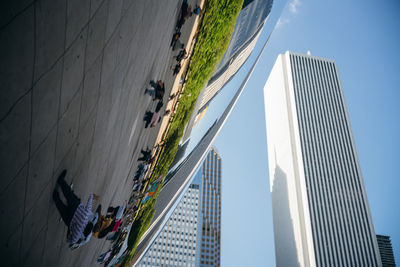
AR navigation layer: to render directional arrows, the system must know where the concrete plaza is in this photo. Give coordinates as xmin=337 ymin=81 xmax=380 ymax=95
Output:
xmin=0 ymin=0 xmax=197 ymax=265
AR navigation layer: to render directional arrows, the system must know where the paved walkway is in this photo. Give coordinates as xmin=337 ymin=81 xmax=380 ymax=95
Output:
xmin=0 ymin=0 xmax=198 ymax=266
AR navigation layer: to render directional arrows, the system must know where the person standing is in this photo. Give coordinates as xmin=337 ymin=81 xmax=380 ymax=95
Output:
xmin=52 ymin=170 xmax=99 ymax=248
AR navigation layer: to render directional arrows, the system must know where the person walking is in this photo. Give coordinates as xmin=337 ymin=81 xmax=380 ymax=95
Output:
xmin=52 ymin=170 xmax=99 ymax=248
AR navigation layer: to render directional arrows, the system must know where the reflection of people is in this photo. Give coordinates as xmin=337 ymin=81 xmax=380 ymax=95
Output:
xmin=171 ymin=63 xmax=181 ymax=76
xmin=174 ymin=48 xmax=188 ymax=63
xmin=170 ymin=31 xmax=181 ymax=47
xmin=150 ymin=111 xmax=162 ymax=127
xmin=97 ymin=249 xmax=112 ymax=263
xmin=193 ymin=5 xmax=201 ymax=15
xmin=52 ymin=170 xmax=99 ymax=248
xmin=143 ymin=111 xmax=153 ymax=128
xmin=138 ymin=149 xmax=151 ymax=162
xmin=145 ymin=80 xmax=165 ymax=101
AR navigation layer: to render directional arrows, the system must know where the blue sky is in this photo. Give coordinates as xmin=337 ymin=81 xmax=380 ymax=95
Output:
xmin=187 ymin=0 xmax=400 ymax=266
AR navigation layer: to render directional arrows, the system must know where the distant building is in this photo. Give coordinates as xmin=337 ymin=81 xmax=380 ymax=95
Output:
xmin=264 ymin=52 xmax=382 ymax=266
xmin=136 ymin=148 xmax=222 ymax=267
xmin=377 ymin=235 xmax=396 ymax=267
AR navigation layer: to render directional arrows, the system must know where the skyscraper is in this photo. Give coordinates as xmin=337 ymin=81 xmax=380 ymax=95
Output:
xmin=376 ymin=235 xmax=396 ymax=267
xmin=136 ymin=183 xmax=200 ymax=267
xmin=264 ymin=51 xmax=382 ymax=266
xmin=198 ymin=148 xmax=222 ymax=266
xmin=135 ymin=148 xmax=222 ymax=267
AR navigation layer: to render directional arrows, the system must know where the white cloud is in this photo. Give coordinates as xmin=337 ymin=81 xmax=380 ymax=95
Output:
xmin=276 ymin=18 xmax=290 ymax=29
xmin=289 ymin=0 xmax=301 ymax=14
xmin=276 ymin=0 xmax=301 ymax=30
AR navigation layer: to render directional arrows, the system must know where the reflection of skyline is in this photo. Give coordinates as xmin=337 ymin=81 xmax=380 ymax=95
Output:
xmin=215 ymin=0 xmax=273 ymax=74
xmin=182 ymin=0 xmax=288 ymax=161
xmin=132 ymin=18 xmax=278 ymax=263
xmin=183 ymin=0 xmax=274 ymax=140
xmin=135 ymin=149 xmax=222 ymax=266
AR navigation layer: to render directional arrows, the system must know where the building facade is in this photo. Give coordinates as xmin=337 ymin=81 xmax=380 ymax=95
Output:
xmin=137 ymin=184 xmax=200 ymax=267
xmin=136 ymin=148 xmax=221 ymax=267
xmin=198 ymin=148 xmax=222 ymax=266
xmin=264 ymin=51 xmax=382 ymax=266
xmin=376 ymin=235 xmax=396 ymax=267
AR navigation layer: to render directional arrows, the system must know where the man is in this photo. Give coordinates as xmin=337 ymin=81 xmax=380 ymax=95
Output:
xmin=52 ymin=170 xmax=99 ymax=249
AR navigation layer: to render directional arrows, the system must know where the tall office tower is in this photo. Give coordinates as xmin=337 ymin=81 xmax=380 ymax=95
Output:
xmin=136 ymin=183 xmax=201 ymax=267
xmin=264 ymin=51 xmax=381 ymax=266
xmin=199 ymin=148 xmax=222 ymax=266
xmin=135 ymin=148 xmax=222 ymax=266
xmin=376 ymin=235 xmax=396 ymax=267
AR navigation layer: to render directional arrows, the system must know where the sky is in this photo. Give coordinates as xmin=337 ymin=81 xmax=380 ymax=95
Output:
xmin=185 ymin=0 xmax=400 ymax=266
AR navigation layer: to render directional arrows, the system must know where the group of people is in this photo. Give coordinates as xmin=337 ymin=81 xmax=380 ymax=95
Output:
xmin=96 ymin=229 xmax=129 ymax=265
xmin=132 ymin=148 xmax=155 ymax=192
xmin=170 ymin=0 xmax=201 ymax=51
xmin=52 ymin=170 xmax=128 ymax=250
xmin=175 ymin=0 xmax=201 ymax=31
xmin=170 ymin=47 xmax=188 ymax=76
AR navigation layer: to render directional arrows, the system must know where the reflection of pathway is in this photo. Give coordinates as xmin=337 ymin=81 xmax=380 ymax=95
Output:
xmin=0 ymin=1 xmax=199 ymax=266
xmin=154 ymin=0 xmax=206 ymax=147
xmin=128 ymin=116 xmax=139 ymax=145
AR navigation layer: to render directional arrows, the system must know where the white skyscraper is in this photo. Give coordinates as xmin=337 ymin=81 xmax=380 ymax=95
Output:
xmin=264 ymin=51 xmax=381 ymax=267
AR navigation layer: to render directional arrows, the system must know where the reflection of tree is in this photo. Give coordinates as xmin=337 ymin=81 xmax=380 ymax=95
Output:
xmin=271 ymin=165 xmax=300 ymax=267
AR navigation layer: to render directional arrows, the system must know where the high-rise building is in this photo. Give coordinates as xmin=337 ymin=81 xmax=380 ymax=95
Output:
xmin=264 ymin=51 xmax=382 ymax=266
xmin=135 ymin=148 xmax=222 ymax=267
xmin=376 ymin=235 xmax=396 ymax=267
xmin=198 ymin=148 xmax=222 ymax=266
xmin=136 ymin=183 xmax=200 ymax=267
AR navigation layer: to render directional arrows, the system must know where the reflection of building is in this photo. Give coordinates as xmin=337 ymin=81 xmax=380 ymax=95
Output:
xmin=198 ymin=26 xmax=264 ymax=112
xmin=264 ymin=52 xmax=382 ymax=266
xmin=198 ymin=148 xmax=221 ymax=266
xmin=136 ymin=183 xmax=200 ymax=267
xmin=214 ymin=0 xmax=273 ymax=75
xmin=136 ymin=149 xmax=221 ymax=267
xmin=376 ymin=235 xmax=396 ymax=267
xmin=182 ymin=0 xmax=273 ymax=140
xmin=131 ymin=4 xmax=286 ymax=260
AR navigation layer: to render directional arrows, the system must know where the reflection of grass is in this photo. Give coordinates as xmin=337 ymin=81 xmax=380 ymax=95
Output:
xmin=126 ymin=199 xmax=155 ymax=256
xmin=123 ymin=0 xmax=243 ymax=265
xmin=152 ymin=0 xmax=243 ymax=185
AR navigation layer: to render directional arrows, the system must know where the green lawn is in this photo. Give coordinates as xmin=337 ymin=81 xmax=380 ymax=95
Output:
xmin=123 ymin=1 xmax=243 ymax=265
